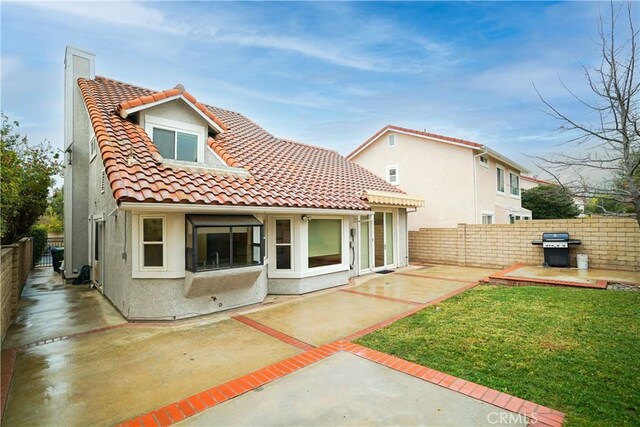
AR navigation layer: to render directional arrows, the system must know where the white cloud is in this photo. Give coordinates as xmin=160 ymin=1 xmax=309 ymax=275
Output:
xmin=16 ymin=1 xmax=189 ymax=35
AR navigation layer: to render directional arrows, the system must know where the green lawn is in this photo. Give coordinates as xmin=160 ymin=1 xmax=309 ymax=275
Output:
xmin=355 ymin=285 xmax=640 ymax=426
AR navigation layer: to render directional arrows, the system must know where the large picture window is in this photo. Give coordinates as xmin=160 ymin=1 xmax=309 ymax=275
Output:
xmin=308 ymin=219 xmax=342 ymax=268
xmin=186 ymin=215 xmax=263 ymax=272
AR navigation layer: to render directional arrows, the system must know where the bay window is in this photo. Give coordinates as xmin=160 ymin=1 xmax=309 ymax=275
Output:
xmin=186 ymin=215 xmax=263 ymax=272
xmin=308 ymin=219 xmax=342 ymax=268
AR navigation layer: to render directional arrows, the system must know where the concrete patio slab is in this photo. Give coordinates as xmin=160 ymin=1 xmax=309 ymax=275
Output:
xmin=351 ymin=274 xmax=470 ymax=304
xmin=2 ymin=318 xmax=301 ymax=426
xmin=2 ymin=269 xmax=126 ymax=349
xmin=181 ymin=352 xmax=527 ymax=427
xmin=243 ymin=291 xmax=415 ymax=346
xmin=410 ymin=265 xmax=499 ymax=282
xmin=504 ymin=265 xmax=640 ymax=285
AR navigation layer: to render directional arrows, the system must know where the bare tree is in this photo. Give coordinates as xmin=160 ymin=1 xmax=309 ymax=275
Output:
xmin=534 ymin=1 xmax=639 ymax=226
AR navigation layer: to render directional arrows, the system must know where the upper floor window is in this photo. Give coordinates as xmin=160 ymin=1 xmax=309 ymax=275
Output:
xmin=387 ymin=166 xmax=399 ymax=185
xmin=497 ymin=167 xmax=505 ymax=193
xmin=145 ymin=114 xmax=205 ymax=164
xmin=153 ymin=128 xmax=198 ymax=162
xmin=479 ymin=155 xmax=488 ymax=167
xmin=388 ymin=134 xmax=396 ymax=147
xmin=510 ymin=173 xmax=520 ymax=196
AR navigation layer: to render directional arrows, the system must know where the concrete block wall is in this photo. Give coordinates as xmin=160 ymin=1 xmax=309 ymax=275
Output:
xmin=1 ymin=237 xmax=34 ymax=341
xmin=409 ymin=218 xmax=639 ymax=271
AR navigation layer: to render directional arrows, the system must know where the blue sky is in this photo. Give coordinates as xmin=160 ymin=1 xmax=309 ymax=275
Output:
xmin=0 ymin=1 xmax=625 ymax=175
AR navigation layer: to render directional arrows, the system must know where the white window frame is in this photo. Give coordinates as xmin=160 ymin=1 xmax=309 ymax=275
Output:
xmin=387 ymin=166 xmax=399 ymax=185
xmin=388 ymin=134 xmax=396 ymax=147
xmin=274 ymin=217 xmax=293 ymax=271
xmin=509 ymin=173 xmax=521 ymax=198
xmin=479 ymin=155 xmax=489 ymax=168
xmin=139 ymin=215 xmax=167 ymax=272
xmin=89 ymin=135 xmax=98 ymax=162
xmin=481 ymin=212 xmax=494 ymax=225
xmin=144 ymin=115 xmax=205 ymax=163
xmin=496 ymin=167 xmax=505 ymax=194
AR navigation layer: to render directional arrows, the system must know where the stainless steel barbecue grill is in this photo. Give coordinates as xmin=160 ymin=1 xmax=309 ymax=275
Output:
xmin=531 ymin=232 xmax=582 ymax=267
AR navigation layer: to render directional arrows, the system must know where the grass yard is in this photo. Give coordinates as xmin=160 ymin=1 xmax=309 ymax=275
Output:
xmin=355 ymin=285 xmax=640 ymax=426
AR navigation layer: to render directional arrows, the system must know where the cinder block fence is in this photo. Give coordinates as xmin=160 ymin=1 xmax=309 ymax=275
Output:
xmin=1 ymin=237 xmax=33 ymax=341
xmin=409 ymin=218 xmax=639 ymax=272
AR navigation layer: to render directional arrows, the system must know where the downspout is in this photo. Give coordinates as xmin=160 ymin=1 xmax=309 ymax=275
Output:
xmin=473 ymin=147 xmax=488 ymax=224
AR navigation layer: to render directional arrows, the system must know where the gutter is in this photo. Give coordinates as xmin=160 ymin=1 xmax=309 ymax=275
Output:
xmin=118 ymin=202 xmax=369 ymax=216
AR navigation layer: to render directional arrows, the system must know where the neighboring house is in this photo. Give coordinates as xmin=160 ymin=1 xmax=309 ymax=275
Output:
xmin=63 ymin=47 xmax=423 ymax=320
xmin=347 ymin=125 xmax=532 ymax=229
xmin=521 ymin=175 xmax=586 ymax=216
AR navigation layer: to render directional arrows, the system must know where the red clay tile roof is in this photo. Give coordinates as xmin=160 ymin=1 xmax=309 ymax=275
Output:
xmin=346 ymin=124 xmax=482 ymax=160
xmin=79 ymin=76 xmax=403 ymax=210
xmin=117 ymin=86 xmax=228 ymax=131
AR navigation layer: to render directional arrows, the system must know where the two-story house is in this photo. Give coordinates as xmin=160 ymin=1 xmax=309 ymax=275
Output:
xmin=63 ymin=47 xmax=423 ymax=320
xmin=347 ymin=125 xmax=531 ymax=230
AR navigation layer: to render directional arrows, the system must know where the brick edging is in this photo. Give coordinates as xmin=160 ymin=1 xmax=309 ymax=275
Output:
xmin=117 ymin=342 xmax=343 ymax=427
xmin=339 ymin=289 xmax=422 ymax=306
xmin=1 ymin=348 xmax=17 ymax=421
xmin=343 ymin=342 xmax=565 ymax=427
xmin=343 ymin=281 xmax=479 ymax=341
xmin=232 ymin=315 xmax=315 ymax=351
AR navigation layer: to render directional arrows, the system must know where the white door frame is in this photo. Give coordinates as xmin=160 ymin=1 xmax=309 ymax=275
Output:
xmin=91 ymin=215 xmax=105 ymax=293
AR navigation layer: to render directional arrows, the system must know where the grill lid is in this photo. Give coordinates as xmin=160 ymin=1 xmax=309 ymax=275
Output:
xmin=542 ymin=232 xmax=570 ymax=241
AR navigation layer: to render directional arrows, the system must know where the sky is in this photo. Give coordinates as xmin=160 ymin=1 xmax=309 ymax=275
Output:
xmin=0 ymin=1 xmax=633 ymax=178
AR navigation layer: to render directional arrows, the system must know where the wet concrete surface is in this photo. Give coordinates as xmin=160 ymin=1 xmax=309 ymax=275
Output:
xmin=505 ymin=265 xmax=640 ymax=285
xmin=181 ymin=352 xmax=526 ymax=427
xmin=2 ymin=269 xmax=126 ymax=349
xmin=410 ymin=265 xmax=499 ymax=282
xmin=352 ymin=274 xmax=470 ymax=304
xmin=244 ymin=291 xmax=415 ymax=346
xmin=2 ymin=318 xmax=301 ymax=426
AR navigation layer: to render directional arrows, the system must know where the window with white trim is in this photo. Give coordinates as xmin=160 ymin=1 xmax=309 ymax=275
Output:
xmin=308 ymin=219 xmax=342 ymax=268
xmin=275 ymin=219 xmax=292 ymax=270
xmin=510 ymin=173 xmax=520 ymax=196
xmin=89 ymin=136 xmax=97 ymax=161
xmin=152 ymin=127 xmax=198 ymax=162
xmin=387 ymin=166 xmax=399 ymax=185
xmin=482 ymin=214 xmax=494 ymax=225
xmin=496 ymin=167 xmax=505 ymax=193
xmin=479 ymin=155 xmax=488 ymax=167
xmin=388 ymin=134 xmax=396 ymax=147
xmin=141 ymin=217 xmax=164 ymax=268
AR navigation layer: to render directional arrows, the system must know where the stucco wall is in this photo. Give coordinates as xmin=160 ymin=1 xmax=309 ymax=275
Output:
xmin=409 ymin=218 xmax=639 ymax=271
xmin=350 ymin=131 xmax=476 ymax=229
xmin=475 ymin=156 xmax=526 ymax=223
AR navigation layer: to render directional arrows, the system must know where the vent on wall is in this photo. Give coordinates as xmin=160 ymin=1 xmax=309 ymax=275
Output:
xmin=101 ymin=170 xmax=106 ymax=193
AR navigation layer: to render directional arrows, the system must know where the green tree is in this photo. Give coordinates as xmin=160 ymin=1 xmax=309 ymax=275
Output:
xmin=1 ymin=113 xmax=60 ymax=243
xmin=51 ymin=186 xmax=64 ymax=219
xmin=522 ymin=185 xmax=580 ymax=219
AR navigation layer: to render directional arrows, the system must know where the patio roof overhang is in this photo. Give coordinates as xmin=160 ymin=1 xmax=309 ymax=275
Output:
xmin=364 ymin=190 xmax=425 ymax=208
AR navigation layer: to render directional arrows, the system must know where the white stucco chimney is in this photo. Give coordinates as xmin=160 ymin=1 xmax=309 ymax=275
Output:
xmin=63 ymin=46 xmax=95 ymax=279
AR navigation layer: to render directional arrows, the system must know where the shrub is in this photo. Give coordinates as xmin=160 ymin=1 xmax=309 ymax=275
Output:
xmin=29 ymin=225 xmax=48 ymax=264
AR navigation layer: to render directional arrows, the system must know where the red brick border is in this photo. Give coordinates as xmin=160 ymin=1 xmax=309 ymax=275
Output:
xmin=343 ymin=342 xmax=565 ymax=427
xmin=232 ymin=315 xmax=315 ymax=351
xmin=487 ymin=264 xmax=608 ymax=290
xmin=117 ymin=342 xmax=342 ymax=427
xmin=339 ymin=289 xmax=422 ymax=306
xmin=0 ymin=349 xmax=17 ymax=420
xmin=343 ymin=281 xmax=479 ymax=341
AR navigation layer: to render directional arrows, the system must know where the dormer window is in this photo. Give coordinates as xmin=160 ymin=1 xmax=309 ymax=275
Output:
xmin=144 ymin=115 xmax=205 ymax=163
xmin=152 ymin=128 xmax=198 ymax=162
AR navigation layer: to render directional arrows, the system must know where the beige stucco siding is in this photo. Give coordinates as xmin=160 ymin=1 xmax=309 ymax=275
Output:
xmin=475 ymin=157 xmax=525 ymax=224
xmin=351 ymin=132 xmax=476 ymax=229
